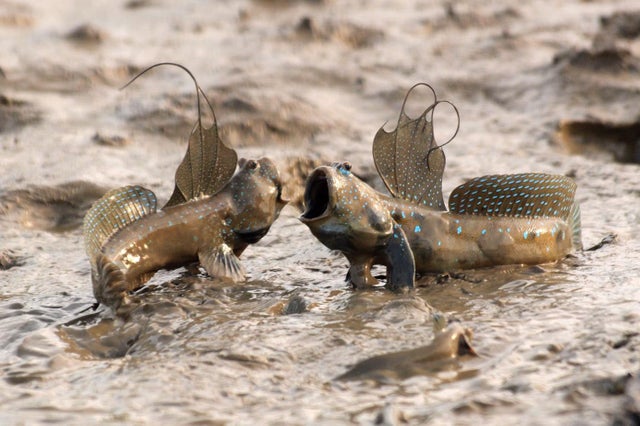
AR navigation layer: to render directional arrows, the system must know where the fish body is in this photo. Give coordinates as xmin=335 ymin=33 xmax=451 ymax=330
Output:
xmin=388 ymin=199 xmax=576 ymax=272
xmin=300 ymin=163 xmax=581 ymax=289
xmin=337 ymin=321 xmax=476 ymax=381
xmin=84 ymin=158 xmax=286 ymax=311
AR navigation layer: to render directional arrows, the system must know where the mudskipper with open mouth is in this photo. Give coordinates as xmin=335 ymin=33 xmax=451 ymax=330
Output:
xmin=300 ymin=84 xmax=582 ymax=290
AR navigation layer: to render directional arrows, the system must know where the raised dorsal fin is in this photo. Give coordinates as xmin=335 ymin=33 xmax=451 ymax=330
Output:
xmin=164 ymin=119 xmax=237 ymax=207
xmin=373 ymin=84 xmax=459 ymax=210
xmin=448 ymin=173 xmax=577 ymax=220
xmin=83 ymin=185 xmax=157 ymax=266
xmin=119 ymin=62 xmax=237 ymax=208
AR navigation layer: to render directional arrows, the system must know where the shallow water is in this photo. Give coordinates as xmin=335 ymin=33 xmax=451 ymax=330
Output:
xmin=1 ymin=0 xmax=640 ymax=424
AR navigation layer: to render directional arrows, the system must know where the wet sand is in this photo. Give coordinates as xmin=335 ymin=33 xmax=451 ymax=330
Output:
xmin=1 ymin=0 xmax=640 ymax=424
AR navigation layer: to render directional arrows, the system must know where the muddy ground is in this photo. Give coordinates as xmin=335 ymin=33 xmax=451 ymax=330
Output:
xmin=1 ymin=0 xmax=640 ymax=424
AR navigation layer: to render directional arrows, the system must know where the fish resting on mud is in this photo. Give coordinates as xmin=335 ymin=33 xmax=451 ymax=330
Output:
xmin=300 ymin=84 xmax=582 ymax=290
xmin=337 ymin=320 xmax=477 ymax=382
xmin=83 ymin=64 xmax=287 ymax=313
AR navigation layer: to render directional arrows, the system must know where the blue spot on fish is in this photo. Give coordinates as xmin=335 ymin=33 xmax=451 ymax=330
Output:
xmin=523 ymin=231 xmax=529 ymax=239
xmin=481 ymin=229 xmax=487 ymax=235
xmin=457 ymin=226 xmax=462 ymax=235
xmin=414 ymin=225 xmax=421 ymax=233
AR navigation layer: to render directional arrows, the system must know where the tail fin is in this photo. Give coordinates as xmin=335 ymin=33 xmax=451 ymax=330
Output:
xmin=92 ymin=254 xmax=136 ymax=314
xmin=83 ymin=185 xmax=157 ymax=267
xmin=568 ymin=202 xmax=583 ymax=251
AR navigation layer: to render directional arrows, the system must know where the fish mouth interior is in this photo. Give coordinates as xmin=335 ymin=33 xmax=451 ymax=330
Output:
xmin=301 ymin=169 xmax=330 ymax=221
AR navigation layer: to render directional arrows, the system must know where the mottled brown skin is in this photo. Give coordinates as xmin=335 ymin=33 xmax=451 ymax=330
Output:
xmin=92 ymin=158 xmax=286 ymax=309
xmin=300 ymin=164 xmax=577 ymax=290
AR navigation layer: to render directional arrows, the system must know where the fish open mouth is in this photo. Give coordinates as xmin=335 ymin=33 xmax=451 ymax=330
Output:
xmin=300 ymin=169 xmax=331 ymax=222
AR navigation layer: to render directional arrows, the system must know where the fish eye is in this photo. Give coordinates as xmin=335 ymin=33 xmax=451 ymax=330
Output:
xmin=246 ymin=160 xmax=258 ymax=171
xmin=342 ymin=161 xmax=352 ymax=171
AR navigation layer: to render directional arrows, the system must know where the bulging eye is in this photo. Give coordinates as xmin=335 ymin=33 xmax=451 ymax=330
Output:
xmin=246 ymin=159 xmax=258 ymax=171
xmin=334 ymin=161 xmax=352 ymax=175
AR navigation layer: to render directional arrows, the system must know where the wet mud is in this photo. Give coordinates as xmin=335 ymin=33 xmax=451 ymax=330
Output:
xmin=1 ymin=0 xmax=640 ymax=425
xmin=0 ymin=181 xmax=108 ymax=232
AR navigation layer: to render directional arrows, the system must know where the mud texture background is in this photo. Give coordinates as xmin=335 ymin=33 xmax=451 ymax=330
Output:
xmin=1 ymin=0 xmax=640 ymax=424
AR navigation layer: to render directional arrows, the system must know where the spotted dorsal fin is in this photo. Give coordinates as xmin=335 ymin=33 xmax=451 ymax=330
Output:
xmin=83 ymin=185 xmax=157 ymax=267
xmin=164 ymin=120 xmax=237 ymax=207
xmin=119 ymin=62 xmax=238 ymax=209
xmin=448 ymin=173 xmax=577 ymax=220
xmin=373 ymin=84 xmax=459 ymax=210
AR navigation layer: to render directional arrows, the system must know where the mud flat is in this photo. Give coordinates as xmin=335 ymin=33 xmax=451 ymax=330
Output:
xmin=1 ymin=0 xmax=639 ymax=424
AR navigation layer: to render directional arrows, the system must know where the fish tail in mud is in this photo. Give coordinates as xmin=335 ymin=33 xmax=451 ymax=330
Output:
xmin=92 ymin=253 xmax=135 ymax=313
xmin=83 ymin=185 xmax=158 ymax=267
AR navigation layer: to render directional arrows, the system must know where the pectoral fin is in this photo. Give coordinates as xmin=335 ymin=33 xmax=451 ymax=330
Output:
xmin=198 ymin=243 xmax=246 ymax=282
xmin=382 ymin=224 xmax=415 ymax=291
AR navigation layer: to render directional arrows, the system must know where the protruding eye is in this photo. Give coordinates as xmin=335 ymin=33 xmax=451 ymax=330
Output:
xmin=246 ymin=159 xmax=258 ymax=171
xmin=334 ymin=161 xmax=352 ymax=176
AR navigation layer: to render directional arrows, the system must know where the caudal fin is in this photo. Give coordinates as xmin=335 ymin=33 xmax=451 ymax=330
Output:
xmin=568 ymin=202 xmax=583 ymax=251
xmin=92 ymin=254 xmax=137 ymax=313
xmin=83 ymin=185 xmax=157 ymax=268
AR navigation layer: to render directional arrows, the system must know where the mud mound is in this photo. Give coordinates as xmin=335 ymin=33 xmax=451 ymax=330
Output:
xmin=548 ymin=11 xmax=640 ymax=163
xmin=126 ymin=86 xmax=339 ymax=147
xmin=0 ymin=95 xmax=41 ymax=132
xmin=66 ymin=24 xmax=107 ymax=44
xmin=555 ymin=119 xmax=640 ymax=164
xmin=423 ymin=4 xmax=519 ymax=31
xmin=553 ymin=47 xmax=640 ymax=73
xmin=0 ymin=181 xmax=109 ymax=232
xmin=293 ymin=17 xmax=383 ymax=48
xmin=0 ymin=249 xmax=25 ymax=270
xmin=9 ymin=64 xmax=141 ymax=94
xmin=599 ymin=11 xmax=640 ymax=40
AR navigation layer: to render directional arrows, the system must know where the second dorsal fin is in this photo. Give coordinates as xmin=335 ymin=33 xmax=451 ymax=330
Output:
xmin=448 ymin=173 xmax=577 ymax=220
xmin=83 ymin=185 xmax=157 ymax=267
xmin=373 ymin=84 xmax=459 ymax=210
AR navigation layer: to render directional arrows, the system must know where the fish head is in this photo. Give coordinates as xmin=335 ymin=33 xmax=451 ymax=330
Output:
xmin=226 ymin=157 xmax=288 ymax=244
xmin=299 ymin=162 xmax=395 ymax=253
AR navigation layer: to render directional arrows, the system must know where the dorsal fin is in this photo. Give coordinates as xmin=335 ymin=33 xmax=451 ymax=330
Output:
xmin=120 ymin=62 xmax=237 ymax=208
xmin=83 ymin=185 xmax=157 ymax=266
xmin=164 ymin=120 xmax=237 ymax=207
xmin=448 ymin=173 xmax=577 ymax=220
xmin=373 ymin=83 xmax=459 ymax=209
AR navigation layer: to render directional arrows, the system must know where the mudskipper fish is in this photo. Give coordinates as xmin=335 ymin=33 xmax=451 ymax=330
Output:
xmin=337 ymin=320 xmax=476 ymax=382
xmin=300 ymin=84 xmax=582 ymax=290
xmin=83 ymin=64 xmax=287 ymax=313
